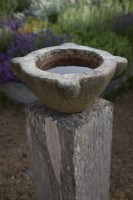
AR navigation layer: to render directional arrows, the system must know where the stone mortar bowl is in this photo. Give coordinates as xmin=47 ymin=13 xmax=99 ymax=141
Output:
xmin=11 ymin=43 xmax=127 ymax=113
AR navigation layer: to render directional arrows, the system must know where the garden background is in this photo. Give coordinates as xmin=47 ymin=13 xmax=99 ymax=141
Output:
xmin=0 ymin=0 xmax=133 ymax=199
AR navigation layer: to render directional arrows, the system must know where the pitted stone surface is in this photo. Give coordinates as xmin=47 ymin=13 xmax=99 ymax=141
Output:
xmin=12 ymin=43 xmax=127 ymax=113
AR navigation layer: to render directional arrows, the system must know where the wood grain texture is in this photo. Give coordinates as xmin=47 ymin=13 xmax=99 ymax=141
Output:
xmin=25 ymin=98 xmax=113 ymax=200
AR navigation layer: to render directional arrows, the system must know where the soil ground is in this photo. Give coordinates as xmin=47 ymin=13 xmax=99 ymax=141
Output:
xmin=0 ymin=89 xmax=133 ymax=200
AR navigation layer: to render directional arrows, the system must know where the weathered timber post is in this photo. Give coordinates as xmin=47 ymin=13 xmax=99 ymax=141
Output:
xmin=26 ymin=98 xmax=113 ymax=200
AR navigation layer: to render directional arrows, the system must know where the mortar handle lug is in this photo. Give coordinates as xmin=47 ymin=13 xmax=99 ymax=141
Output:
xmin=113 ymin=56 xmax=128 ymax=77
xmin=58 ymin=80 xmax=81 ymax=101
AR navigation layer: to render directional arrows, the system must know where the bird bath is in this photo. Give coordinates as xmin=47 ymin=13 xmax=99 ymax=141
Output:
xmin=11 ymin=43 xmax=127 ymax=113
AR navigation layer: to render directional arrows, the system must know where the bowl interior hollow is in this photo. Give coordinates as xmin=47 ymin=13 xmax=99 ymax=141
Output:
xmin=36 ymin=49 xmax=103 ymax=71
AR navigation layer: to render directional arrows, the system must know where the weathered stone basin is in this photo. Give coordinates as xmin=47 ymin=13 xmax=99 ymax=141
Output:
xmin=11 ymin=43 xmax=127 ymax=113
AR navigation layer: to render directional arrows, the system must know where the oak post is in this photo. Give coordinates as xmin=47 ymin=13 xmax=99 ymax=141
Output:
xmin=25 ymin=98 xmax=113 ymax=200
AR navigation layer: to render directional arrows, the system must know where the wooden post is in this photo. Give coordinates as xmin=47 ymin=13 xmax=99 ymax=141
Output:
xmin=25 ymin=98 xmax=113 ymax=200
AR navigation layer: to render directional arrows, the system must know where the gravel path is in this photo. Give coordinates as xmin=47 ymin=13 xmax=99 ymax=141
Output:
xmin=0 ymin=89 xmax=133 ymax=200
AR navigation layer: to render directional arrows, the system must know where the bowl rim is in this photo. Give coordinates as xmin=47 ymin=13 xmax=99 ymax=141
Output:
xmin=11 ymin=43 xmax=117 ymax=83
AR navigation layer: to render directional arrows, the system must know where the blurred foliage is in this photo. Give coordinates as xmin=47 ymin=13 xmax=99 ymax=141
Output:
xmin=0 ymin=0 xmax=33 ymax=16
xmin=79 ymin=31 xmax=132 ymax=65
xmin=52 ymin=0 xmax=133 ymax=97
xmin=0 ymin=28 xmax=12 ymax=52
xmin=15 ymin=0 xmax=33 ymax=12
xmin=53 ymin=0 xmax=133 ymax=36
xmin=52 ymin=2 xmax=133 ymax=65
xmin=52 ymin=2 xmax=124 ymax=36
xmin=22 ymin=0 xmax=65 ymax=24
xmin=0 ymin=0 xmax=17 ymax=16
xmin=18 ymin=16 xmax=48 ymax=33
xmin=112 ymin=12 xmax=133 ymax=43
xmin=105 ymin=76 xmax=133 ymax=101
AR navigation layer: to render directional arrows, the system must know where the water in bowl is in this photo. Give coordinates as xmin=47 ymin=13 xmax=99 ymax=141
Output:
xmin=47 ymin=66 xmax=94 ymax=74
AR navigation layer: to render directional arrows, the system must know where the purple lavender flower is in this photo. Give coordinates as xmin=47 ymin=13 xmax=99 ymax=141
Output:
xmin=0 ymin=15 xmax=22 ymax=31
xmin=113 ymin=12 xmax=133 ymax=41
xmin=0 ymin=29 xmax=72 ymax=83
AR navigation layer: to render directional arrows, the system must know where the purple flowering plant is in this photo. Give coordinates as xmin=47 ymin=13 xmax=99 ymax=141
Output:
xmin=112 ymin=12 xmax=133 ymax=42
xmin=0 ymin=15 xmax=22 ymax=31
xmin=0 ymin=16 xmax=72 ymax=83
